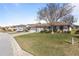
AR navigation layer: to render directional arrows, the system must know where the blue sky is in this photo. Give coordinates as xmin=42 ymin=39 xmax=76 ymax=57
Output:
xmin=0 ymin=3 xmax=46 ymax=26
xmin=72 ymin=3 xmax=79 ymax=25
xmin=0 ymin=3 xmax=79 ymax=26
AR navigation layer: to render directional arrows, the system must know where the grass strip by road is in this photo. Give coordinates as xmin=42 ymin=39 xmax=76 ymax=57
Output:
xmin=15 ymin=33 xmax=79 ymax=56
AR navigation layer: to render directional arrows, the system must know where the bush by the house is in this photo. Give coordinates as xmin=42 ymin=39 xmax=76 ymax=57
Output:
xmin=71 ymin=29 xmax=77 ymax=34
xmin=40 ymin=30 xmax=47 ymax=33
xmin=40 ymin=30 xmax=52 ymax=33
xmin=75 ymin=30 xmax=79 ymax=34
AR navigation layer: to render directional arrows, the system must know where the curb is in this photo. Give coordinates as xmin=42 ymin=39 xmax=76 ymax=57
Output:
xmin=7 ymin=33 xmax=33 ymax=56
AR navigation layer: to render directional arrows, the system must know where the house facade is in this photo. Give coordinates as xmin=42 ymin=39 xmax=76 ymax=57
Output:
xmin=4 ymin=25 xmax=28 ymax=32
xmin=73 ymin=25 xmax=79 ymax=29
xmin=49 ymin=22 xmax=71 ymax=32
xmin=27 ymin=23 xmax=50 ymax=32
xmin=14 ymin=25 xmax=27 ymax=32
xmin=28 ymin=22 xmax=71 ymax=33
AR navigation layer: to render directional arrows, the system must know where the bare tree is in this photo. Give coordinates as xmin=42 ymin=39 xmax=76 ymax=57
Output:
xmin=37 ymin=7 xmax=49 ymax=23
xmin=60 ymin=14 xmax=76 ymax=25
xmin=37 ymin=3 xmax=75 ymax=24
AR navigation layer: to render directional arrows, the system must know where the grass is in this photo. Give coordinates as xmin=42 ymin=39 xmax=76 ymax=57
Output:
xmin=15 ymin=33 xmax=79 ymax=56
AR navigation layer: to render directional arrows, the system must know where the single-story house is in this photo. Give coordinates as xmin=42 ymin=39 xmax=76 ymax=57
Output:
xmin=27 ymin=22 xmax=71 ymax=33
xmin=27 ymin=23 xmax=50 ymax=32
xmin=5 ymin=25 xmax=28 ymax=32
xmin=14 ymin=25 xmax=27 ymax=32
xmin=0 ymin=26 xmax=5 ymax=32
xmin=73 ymin=25 xmax=79 ymax=29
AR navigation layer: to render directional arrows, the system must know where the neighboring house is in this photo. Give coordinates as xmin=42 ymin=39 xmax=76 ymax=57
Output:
xmin=73 ymin=25 xmax=79 ymax=29
xmin=0 ymin=26 xmax=4 ymax=32
xmin=14 ymin=25 xmax=27 ymax=32
xmin=8 ymin=26 xmax=16 ymax=31
xmin=27 ymin=23 xmax=50 ymax=32
xmin=4 ymin=25 xmax=28 ymax=32
xmin=28 ymin=22 xmax=71 ymax=33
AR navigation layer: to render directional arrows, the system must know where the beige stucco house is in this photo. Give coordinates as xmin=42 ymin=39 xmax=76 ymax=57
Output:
xmin=28 ymin=22 xmax=71 ymax=33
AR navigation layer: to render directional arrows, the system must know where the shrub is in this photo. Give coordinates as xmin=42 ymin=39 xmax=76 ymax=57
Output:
xmin=46 ymin=30 xmax=52 ymax=33
xmin=63 ymin=31 xmax=71 ymax=33
xmin=75 ymin=30 xmax=79 ymax=34
xmin=40 ymin=30 xmax=46 ymax=33
xmin=67 ymin=31 xmax=71 ymax=33
xmin=71 ymin=29 xmax=77 ymax=34
xmin=40 ymin=30 xmax=52 ymax=33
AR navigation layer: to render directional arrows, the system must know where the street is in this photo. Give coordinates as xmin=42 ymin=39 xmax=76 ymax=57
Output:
xmin=0 ymin=32 xmax=33 ymax=56
xmin=0 ymin=33 xmax=13 ymax=56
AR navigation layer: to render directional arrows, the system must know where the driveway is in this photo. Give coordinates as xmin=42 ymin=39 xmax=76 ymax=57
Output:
xmin=0 ymin=33 xmax=33 ymax=56
xmin=10 ymin=32 xmax=35 ymax=37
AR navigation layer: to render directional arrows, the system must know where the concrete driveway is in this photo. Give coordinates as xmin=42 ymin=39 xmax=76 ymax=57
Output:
xmin=0 ymin=33 xmax=33 ymax=56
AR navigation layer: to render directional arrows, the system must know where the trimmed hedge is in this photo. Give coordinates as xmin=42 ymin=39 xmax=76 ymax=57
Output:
xmin=40 ymin=30 xmax=52 ymax=33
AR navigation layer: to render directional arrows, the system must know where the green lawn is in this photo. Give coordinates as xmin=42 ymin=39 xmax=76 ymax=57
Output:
xmin=15 ymin=33 xmax=79 ymax=56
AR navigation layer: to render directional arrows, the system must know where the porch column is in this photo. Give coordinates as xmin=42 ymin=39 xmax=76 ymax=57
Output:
xmin=36 ymin=27 xmax=37 ymax=32
xmin=51 ymin=26 xmax=54 ymax=34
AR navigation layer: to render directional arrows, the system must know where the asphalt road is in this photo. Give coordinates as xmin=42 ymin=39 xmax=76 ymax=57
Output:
xmin=0 ymin=33 xmax=13 ymax=56
xmin=0 ymin=32 xmax=33 ymax=56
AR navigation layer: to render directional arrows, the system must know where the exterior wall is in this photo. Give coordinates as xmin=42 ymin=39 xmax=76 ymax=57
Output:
xmin=30 ymin=28 xmax=43 ymax=32
xmin=69 ymin=27 xmax=72 ymax=32
xmin=63 ymin=26 xmax=69 ymax=32
xmin=36 ymin=28 xmax=43 ymax=32
xmin=16 ymin=27 xmax=24 ymax=32
xmin=0 ymin=28 xmax=4 ymax=32
xmin=29 ymin=28 xmax=37 ymax=32
xmin=8 ymin=27 xmax=16 ymax=31
xmin=49 ymin=25 xmax=70 ymax=32
xmin=73 ymin=26 xmax=79 ymax=29
xmin=29 ymin=25 xmax=71 ymax=33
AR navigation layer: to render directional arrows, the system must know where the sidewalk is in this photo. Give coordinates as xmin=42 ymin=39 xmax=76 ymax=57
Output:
xmin=7 ymin=33 xmax=33 ymax=56
xmin=10 ymin=32 xmax=35 ymax=37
